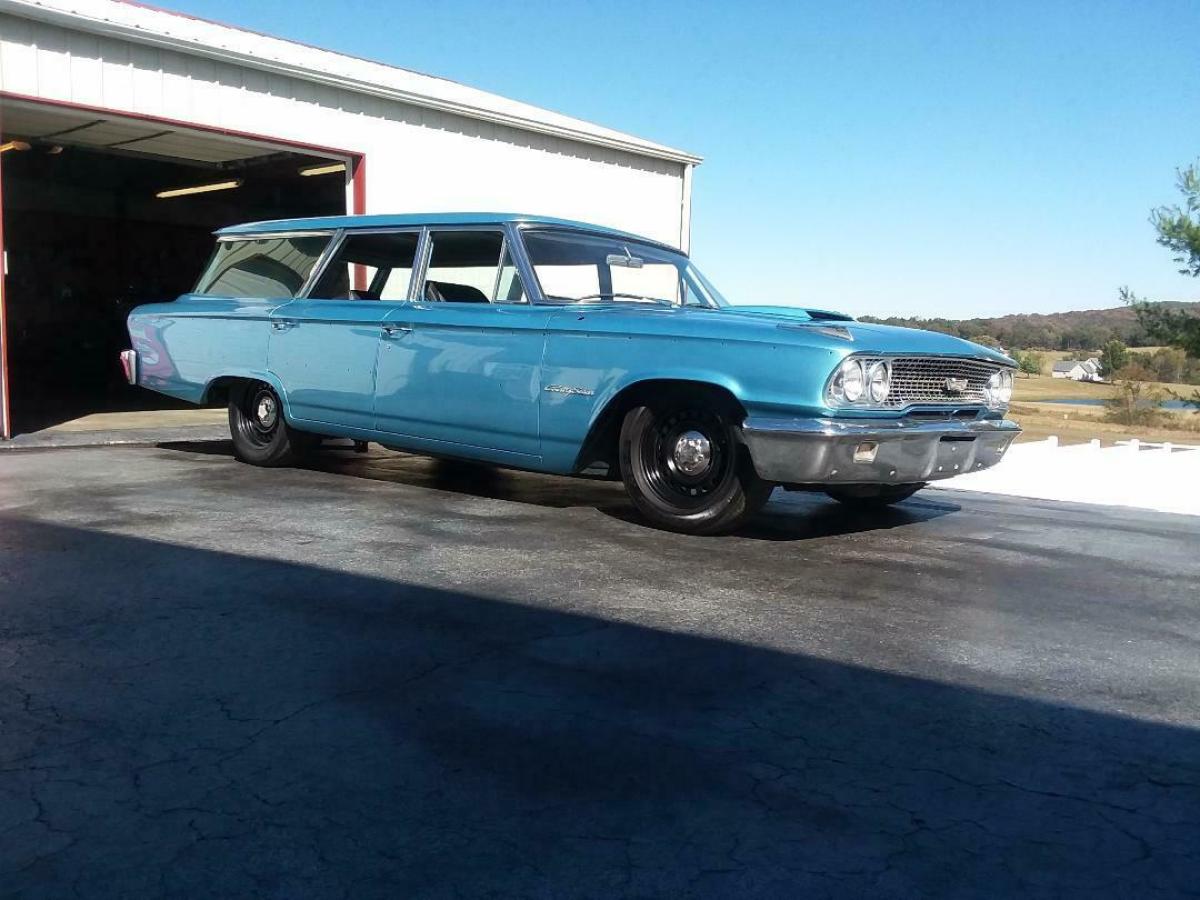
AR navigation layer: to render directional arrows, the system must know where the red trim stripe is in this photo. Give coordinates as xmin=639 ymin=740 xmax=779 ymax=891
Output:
xmin=353 ymin=156 xmax=367 ymax=216
xmin=351 ymin=157 xmax=368 ymax=290
xmin=0 ymin=91 xmax=364 ymax=162
xmin=0 ymin=142 xmax=9 ymax=440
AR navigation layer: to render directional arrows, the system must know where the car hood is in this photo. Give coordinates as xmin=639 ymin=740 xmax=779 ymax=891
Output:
xmin=726 ymin=304 xmax=847 ymax=322
xmin=717 ymin=304 xmax=1013 ymax=364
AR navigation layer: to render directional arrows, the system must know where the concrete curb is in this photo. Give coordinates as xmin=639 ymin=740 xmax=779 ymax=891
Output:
xmin=0 ymin=425 xmax=229 ymax=452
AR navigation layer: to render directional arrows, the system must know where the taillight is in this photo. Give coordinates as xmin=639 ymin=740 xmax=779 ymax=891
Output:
xmin=119 ymin=350 xmax=138 ymax=385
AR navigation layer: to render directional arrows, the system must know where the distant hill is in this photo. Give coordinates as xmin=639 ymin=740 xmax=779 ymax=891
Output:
xmin=859 ymin=301 xmax=1200 ymax=351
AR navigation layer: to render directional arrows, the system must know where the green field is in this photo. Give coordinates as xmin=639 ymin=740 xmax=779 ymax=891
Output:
xmin=1010 ymin=375 xmax=1199 ymax=446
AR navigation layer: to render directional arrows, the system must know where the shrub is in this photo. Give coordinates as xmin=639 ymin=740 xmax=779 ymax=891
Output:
xmin=1104 ymin=363 xmax=1165 ymax=425
xmin=1014 ymin=350 xmax=1043 ymax=377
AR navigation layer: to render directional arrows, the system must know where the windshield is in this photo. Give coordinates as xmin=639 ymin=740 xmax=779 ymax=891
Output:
xmin=521 ymin=229 xmax=728 ymax=308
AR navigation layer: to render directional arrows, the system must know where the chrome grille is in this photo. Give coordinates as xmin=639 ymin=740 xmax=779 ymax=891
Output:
xmin=882 ymin=357 xmax=1005 ymax=408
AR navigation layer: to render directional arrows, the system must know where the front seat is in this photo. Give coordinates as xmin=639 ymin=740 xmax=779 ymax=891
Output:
xmin=425 ymin=281 xmax=489 ymax=303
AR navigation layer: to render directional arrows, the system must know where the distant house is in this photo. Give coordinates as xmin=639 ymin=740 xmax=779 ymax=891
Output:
xmin=1052 ymin=358 xmax=1104 ymax=381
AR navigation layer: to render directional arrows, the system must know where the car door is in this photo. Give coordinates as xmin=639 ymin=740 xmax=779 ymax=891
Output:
xmin=372 ymin=228 xmax=552 ymax=459
xmin=268 ymin=229 xmax=420 ymax=431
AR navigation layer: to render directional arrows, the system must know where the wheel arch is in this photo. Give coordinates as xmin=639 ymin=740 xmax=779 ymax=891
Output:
xmin=572 ymin=377 xmax=750 ymax=475
xmin=202 ymin=371 xmax=294 ymax=419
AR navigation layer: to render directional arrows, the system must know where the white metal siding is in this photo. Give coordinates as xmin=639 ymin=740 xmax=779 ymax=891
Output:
xmin=0 ymin=13 xmax=690 ymax=247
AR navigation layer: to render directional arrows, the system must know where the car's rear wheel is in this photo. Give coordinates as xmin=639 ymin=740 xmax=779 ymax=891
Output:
xmin=824 ymin=483 xmax=924 ymax=509
xmin=618 ymin=394 xmax=773 ymax=535
xmin=228 ymin=381 xmax=315 ymax=466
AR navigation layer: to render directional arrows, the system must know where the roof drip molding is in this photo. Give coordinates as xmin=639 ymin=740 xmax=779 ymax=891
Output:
xmin=1 ymin=0 xmax=702 ymax=166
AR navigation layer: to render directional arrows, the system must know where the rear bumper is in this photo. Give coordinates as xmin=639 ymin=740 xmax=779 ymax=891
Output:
xmin=740 ymin=415 xmax=1021 ymax=485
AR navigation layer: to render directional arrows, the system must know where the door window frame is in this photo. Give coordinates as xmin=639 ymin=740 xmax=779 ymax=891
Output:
xmin=299 ymin=227 xmax=427 ymax=302
xmin=294 ymin=221 xmax=697 ymax=307
xmin=414 ymin=225 xmax=536 ymax=306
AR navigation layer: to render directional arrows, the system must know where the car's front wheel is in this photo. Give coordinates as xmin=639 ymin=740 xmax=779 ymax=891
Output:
xmin=228 ymin=381 xmax=315 ymax=466
xmin=618 ymin=394 xmax=773 ymax=535
xmin=824 ymin=483 xmax=924 ymax=509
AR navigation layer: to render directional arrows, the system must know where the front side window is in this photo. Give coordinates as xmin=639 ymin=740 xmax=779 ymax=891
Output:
xmin=421 ymin=230 xmax=526 ymax=304
xmin=309 ymin=231 xmax=420 ymax=300
xmin=521 ymin=229 xmax=725 ymax=308
xmin=195 ymin=235 xmax=330 ymax=298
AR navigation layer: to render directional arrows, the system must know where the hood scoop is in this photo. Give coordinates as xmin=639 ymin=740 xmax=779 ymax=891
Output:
xmin=778 ymin=322 xmax=854 ymax=341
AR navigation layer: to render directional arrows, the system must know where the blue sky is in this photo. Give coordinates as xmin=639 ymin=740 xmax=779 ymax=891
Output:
xmin=158 ymin=0 xmax=1200 ymax=318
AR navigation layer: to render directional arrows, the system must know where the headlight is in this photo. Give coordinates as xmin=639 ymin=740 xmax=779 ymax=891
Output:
xmin=839 ymin=358 xmax=865 ymax=402
xmin=827 ymin=357 xmax=886 ymax=406
xmin=986 ymin=370 xmax=1014 ymax=408
xmin=867 ymin=361 xmax=891 ymax=403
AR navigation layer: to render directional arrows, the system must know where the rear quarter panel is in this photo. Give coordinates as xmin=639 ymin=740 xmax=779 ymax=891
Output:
xmin=127 ymin=296 xmax=279 ymax=405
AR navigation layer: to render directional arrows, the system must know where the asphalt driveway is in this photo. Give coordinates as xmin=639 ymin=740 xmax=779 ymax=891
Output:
xmin=1 ymin=442 xmax=1197 ymax=898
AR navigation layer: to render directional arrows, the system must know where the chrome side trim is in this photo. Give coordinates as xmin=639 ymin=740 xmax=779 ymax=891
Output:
xmin=215 ymin=231 xmax=334 ymax=242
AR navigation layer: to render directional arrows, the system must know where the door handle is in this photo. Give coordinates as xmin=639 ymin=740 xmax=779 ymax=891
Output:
xmin=271 ymin=320 xmax=297 ymax=331
xmin=381 ymin=323 xmax=413 ymax=338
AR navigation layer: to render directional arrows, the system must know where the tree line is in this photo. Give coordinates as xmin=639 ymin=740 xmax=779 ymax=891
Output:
xmin=867 ymin=158 xmax=1200 ymax=409
xmin=859 ymin=303 xmax=1200 ymax=353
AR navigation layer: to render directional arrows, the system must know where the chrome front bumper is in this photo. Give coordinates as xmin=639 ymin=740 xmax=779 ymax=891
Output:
xmin=741 ymin=415 xmax=1021 ymax=485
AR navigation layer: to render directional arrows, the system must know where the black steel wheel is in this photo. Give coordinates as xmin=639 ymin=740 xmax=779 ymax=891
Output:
xmin=619 ymin=394 xmax=772 ymax=534
xmin=228 ymin=381 xmax=315 ymax=466
xmin=824 ymin=483 xmax=924 ymax=509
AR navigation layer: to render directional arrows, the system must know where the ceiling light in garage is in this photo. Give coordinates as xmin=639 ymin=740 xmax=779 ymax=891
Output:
xmin=299 ymin=162 xmax=347 ymax=176
xmin=155 ymin=179 xmax=243 ymax=199
xmin=0 ymin=140 xmax=32 ymax=153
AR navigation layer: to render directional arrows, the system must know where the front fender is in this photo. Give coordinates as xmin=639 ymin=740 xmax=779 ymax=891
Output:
xmin=588 ymin=368 xmax=746 ymax=424
xmin=538 ymin=327 xmax=841 ymax=473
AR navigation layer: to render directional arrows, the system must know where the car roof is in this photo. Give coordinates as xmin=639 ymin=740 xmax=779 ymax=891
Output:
xmin=215 ymin=212 xmax=681 ymax=252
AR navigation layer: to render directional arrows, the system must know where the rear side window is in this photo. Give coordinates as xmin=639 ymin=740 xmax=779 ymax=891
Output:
xmin=194 ymin=235 xmax=331 ymax=298
xmin=309 ymin=231 xmax=420 ymax=301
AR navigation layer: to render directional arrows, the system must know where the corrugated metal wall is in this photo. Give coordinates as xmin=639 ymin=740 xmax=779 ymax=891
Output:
xmin=0 ymin=13 xmax=689 ymax=248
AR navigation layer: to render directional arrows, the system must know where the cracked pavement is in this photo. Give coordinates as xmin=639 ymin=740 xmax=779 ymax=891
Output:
xmin=0 ymin=441 xmax=1197 ymax=898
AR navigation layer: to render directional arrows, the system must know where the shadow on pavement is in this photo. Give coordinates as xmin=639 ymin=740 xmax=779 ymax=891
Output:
xmin=157 ymin=439 xmax=960 ymax=543
xmin=1 ymin=518 xmax=1195 ymax=897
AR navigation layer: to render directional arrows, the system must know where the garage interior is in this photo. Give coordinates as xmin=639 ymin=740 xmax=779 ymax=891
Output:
xmin=0 ymin=98 xmax=350 ymax=436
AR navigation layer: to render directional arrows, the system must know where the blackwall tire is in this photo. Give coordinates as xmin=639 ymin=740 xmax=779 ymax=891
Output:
xmin=618 ymin=396 xmax=772 ymax=535
xmin=228 ymin=382 xmax=314 ymax=467
xmin=824 ymin=483 xmax=924 ymax=509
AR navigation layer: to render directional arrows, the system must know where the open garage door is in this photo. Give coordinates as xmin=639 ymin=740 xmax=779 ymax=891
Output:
xmin=0 ymin=98 xmax=357 ymax=438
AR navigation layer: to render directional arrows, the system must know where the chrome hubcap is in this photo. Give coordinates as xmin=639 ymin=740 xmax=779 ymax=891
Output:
xmin=672 ymin=430 xmax=712 ymax=477
xmin=255 ymin=394 xmax=278 ymax=430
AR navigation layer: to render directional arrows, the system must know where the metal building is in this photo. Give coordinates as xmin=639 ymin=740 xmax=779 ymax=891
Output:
xmin=0 ymin=0 xmax=700 ymax=438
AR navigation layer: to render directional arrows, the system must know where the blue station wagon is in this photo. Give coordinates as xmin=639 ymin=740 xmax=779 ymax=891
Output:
xmin=123 ymin=213 xmax=1020 ymax=534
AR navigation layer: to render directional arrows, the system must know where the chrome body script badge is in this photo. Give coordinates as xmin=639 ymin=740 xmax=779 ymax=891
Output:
xmin=544 ymin=384 xmax=594 ymax=397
